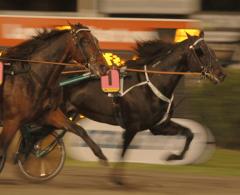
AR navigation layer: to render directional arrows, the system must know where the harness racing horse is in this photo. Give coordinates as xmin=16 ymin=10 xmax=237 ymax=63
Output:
xmin=0 ymin=23 xmax=108 ymax=172
xmin=62 ymin=32 xmax=225 ymax=184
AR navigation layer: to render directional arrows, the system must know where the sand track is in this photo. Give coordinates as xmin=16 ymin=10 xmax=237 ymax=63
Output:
xmin=0 ymin=163 xmax=240 ymax=195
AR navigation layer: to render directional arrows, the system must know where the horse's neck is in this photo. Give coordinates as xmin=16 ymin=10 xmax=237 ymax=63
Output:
xmin=149 ymin=45 xmax=189 ymax=98
xmin=30 ymin=34 xmax=71 ymax=85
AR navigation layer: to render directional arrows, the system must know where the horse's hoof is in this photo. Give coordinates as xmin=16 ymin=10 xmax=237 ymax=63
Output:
xmin=0 ymin=154 xmax=6 ymax=173
xmin=111 ymin=175 xmax=125 ymax=186
xmin=99 ymin=159 xmax=109 ymax=167
xmin=166 ymin=154 xmax=183 ymax=161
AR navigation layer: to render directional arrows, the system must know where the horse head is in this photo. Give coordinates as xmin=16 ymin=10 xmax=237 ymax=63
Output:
xmin=68 ymin=23 xmax=108 ymax=76
xmin=186 ymin=31 xmax=226 ymax=84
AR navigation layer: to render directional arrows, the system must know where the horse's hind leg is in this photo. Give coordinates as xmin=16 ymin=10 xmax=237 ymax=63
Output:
xmin=44 ymin=108 xmax=108 ymax=163
xmin=0 ymin=119 xmax=20 ymax=172
xmin=150 ymin=121 xmax=194 ymax=161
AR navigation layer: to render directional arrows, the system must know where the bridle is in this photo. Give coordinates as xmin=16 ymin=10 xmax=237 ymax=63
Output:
xmin=188 ymin=37 xmax=215 ymax=79
xmin=70 ymin=28 xmax=100 ymax=70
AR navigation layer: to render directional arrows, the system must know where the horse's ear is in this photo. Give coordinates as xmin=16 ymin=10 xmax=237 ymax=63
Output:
xmin=185 ymin=32 xmax=192 ymax=39
xmin=199 ymin=30 xmax=204 ymax=38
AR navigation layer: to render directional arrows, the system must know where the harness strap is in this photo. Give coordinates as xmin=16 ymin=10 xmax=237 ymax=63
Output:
xmin=120 ymin=80 xmax=148 ymax=96
xmin=119 ymin=65 xmax=174 ymax=125
xmin=154 ymin=95 xmax=174 ymax=126
xmin=144 ymin=65 xmax=171 ymax=103
xmin=192 ymin=38 xmax=204 ymax=47
xmin=74 ymin=29 xmax=90 ymax=34
xmin=120 ymin=65 xmax=174 ymax=125
xmin=120 ymin=65 xmax=171 ymax=103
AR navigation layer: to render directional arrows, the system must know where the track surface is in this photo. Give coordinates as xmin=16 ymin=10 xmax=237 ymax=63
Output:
xmin=1 ymin=163 xmax=240 ymax=195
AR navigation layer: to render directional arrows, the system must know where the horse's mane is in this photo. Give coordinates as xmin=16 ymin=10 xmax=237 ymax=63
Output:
xmin=126 ymin=39 xmax=177 ymax=67
xmin=3 ymin=23 xmax=88 ymax=60
xmin=3 ymin=29 xmax=67 ymax=60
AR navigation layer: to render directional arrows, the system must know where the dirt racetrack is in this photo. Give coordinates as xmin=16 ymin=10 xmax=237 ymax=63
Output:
xmin=1 ymin=162 xmax=240 ymax=195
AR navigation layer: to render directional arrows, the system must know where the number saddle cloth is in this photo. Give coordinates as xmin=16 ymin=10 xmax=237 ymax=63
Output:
xmin=0 ymin=62 xmax=3 ymax=85
xmin=101 ymin=69 xmax=120 ymax=93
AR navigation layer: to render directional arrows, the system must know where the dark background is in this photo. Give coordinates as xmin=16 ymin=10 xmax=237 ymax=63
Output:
xmin=202 ymin=0 xmax=240 ymax=11
xmin=0 ymin=0 xmax=77 ymax=11
xmin=0 ymin=0 xmax=240 ymax=12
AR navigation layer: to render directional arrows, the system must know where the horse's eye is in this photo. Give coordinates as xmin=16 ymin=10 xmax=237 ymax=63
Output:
xmin=195 ymin=48 xmax=204 ymax=57
xmin=81 ymin=39 xmax=90 ymax=46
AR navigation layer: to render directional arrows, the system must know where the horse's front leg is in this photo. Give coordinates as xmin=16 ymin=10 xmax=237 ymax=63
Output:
xmin=112 ymin=129 xmax=137 ymax=185
xmin=0 ymin=119 xmax=21 ymax=172
xmin=149 ymin=121 xmax=194 ymax=161
xmin=44 ymin=108 xmax=108 ymax=164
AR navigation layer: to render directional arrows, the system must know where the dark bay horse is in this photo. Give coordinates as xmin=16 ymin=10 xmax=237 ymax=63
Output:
xmin=0 ymin=23 xmax=108 ymax=172
xmin=61 ymin=32 xmax=225 ymax=183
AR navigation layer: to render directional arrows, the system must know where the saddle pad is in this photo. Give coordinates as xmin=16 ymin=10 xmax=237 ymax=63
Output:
xmin=101 ymin=69 xmax=120 ymax=93
xmin=0 ymin=61 xmax=3 ymax=85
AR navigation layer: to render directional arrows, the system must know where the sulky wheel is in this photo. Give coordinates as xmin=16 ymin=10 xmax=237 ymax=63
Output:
xmin=17 ymin=132 xmax=66 ymax=182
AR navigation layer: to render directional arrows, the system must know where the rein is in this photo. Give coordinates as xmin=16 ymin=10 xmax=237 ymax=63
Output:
xmin=0 ymin=57 xmax=86 ymax=68
xmin=0 ymin=37 xmax=208 ymax=77
xmin=0 ymin=57 xmax=205 ymax=78
xmin=62 ymin=67 xmax=202 ymax=76
xmin=0 ymin=57 xmax=203 ymax=76
xmin=123 ymin=68 xmax=201 ymax=76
